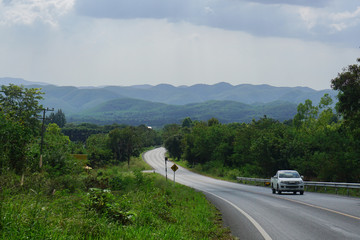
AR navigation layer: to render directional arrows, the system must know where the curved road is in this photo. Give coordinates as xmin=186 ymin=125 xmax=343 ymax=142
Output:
xmin=143 ymin=147 xmax=360 ymax=240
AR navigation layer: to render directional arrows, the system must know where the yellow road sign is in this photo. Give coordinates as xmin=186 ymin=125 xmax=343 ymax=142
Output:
xmin=171 ymin=164 xmax=178 ymax=172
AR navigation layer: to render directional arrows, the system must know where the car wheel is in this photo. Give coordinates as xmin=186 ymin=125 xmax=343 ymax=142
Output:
xmin=300 ymin=191 xmax=304 ymax=195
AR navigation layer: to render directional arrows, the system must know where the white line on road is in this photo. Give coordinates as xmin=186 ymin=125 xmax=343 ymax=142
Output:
xmin=204 ymin=191 xmax=272 ymax=240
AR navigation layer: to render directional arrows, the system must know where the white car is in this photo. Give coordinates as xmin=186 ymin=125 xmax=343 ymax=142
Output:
xmin=271 ymin=170 xmax=304 ymax=195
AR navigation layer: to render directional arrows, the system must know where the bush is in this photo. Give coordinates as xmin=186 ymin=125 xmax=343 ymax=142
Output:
xmin=86 ymin=188 xmax=136 ymax=224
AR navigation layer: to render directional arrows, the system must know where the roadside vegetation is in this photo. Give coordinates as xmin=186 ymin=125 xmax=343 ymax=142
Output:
xmin=0 ymin=84 xmax=233 ymax=239
xmin=0 ymin=157 xmax=233 ymax=239
xmin=164 ymin=59 xmax=360 ymax=183
xmin=1 ymin=58 xmax=359 ymax=238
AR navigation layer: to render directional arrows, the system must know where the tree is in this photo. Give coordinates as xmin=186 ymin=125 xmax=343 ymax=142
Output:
xmin=41 ymin=123 xmax=73 ymax=175
xmin=136 ymin=124 xmax=162 ymax=147
xmin=164 ymin=134 xmax=183 ymax=160
xmin=86 ymin=134 xmax=112 ymax=168
xmin=161 ymin=123 xmax=181 ymax=142
xmin=293 ymin=99 xmax=318 ymax=128
xmin=62 ymin=123 xmax=104 ymax=142
xmin=45 ymin=109 xmax=66 ymax=128
xmin=331 ymin=58 xmax=360 ymax=128
xmin=249 ymin=118 xmax=290 ymax=177
xmin=0 ymin=84 xmax=44 ymax=173
xmin=0 ymin=84 xmax=43 ymax=132
xmin=208 ymin=117 xmax=220 ymax=127
xmin=182 ymin=117 xmax=193 ymax=128
xmin=109 ymin=127 xmax=141 ymax=167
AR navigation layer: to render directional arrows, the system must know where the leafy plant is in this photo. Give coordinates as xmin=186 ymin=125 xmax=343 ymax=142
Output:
xmin=86 ymin=188 xmax=136 ymax=225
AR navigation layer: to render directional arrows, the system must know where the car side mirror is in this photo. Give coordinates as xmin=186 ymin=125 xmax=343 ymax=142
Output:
xmin=301 ymin=175 xmax=304 ymax=179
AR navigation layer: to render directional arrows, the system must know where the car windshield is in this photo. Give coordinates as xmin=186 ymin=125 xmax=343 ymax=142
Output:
xmin=279 ymin=172 xmax=300 ymax=178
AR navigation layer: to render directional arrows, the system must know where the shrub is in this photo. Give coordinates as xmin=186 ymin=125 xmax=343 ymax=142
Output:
xmin=86 ymin=188 xmax=136 ymax=225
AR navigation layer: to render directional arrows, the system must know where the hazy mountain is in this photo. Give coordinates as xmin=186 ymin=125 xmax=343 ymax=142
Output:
xmin=69 ymin=98 xmax=298 ymax=127
xmin=0 ymin=77 xmax=48 ymax=86
xmin=1 ymin=78 xmax=338 ymax=126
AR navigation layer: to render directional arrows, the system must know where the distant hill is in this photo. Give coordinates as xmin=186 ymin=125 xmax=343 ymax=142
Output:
xmin=101 ymin=82 xmax=337 ymax=105
xmin=0 ymin=77 xmax=48 ymax=86
xmin=69 ymin=98 xmax=298 ymax=127
xmin=1 ymin=78 xmax=338 ymax=126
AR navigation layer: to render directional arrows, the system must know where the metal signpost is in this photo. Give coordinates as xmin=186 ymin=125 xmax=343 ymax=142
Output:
xmin=165 ymin=157 xmax=168 ymax=181
xmin=171 ymin=164 xmax=178 ymax=183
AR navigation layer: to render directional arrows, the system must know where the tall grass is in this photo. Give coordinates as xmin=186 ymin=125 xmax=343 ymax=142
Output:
xmin=0 ymin=157 xmax=234 ymax=240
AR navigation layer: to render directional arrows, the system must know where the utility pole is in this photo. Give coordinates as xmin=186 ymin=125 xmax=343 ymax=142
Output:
xmin=39 ymin=107 xmax=54 ymax=168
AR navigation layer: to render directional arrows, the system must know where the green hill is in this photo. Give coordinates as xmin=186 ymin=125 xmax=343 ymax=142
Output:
xmin=1 ymin=78 xmax=335 ymax=126
xmin=69 ymin=98 xmax=297 ymax=127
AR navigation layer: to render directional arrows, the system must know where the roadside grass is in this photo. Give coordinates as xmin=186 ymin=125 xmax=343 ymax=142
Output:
xmin=0 ymin=156 xmax=235 ymax=240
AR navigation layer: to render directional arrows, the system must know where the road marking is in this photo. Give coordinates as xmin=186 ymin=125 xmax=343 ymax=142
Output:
xmin=231 ymin=184 xmax=360 ymax=222
xmin=276 ymin=196 xmax=360 ymax=221
xmin=204 ymin=191 xmax=272 ymax=240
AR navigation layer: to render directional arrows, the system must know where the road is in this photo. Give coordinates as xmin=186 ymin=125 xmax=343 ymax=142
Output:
xmin=143 ymin=147 xmax=360 ymax=240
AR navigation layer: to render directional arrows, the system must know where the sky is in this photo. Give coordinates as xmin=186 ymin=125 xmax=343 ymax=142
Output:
xmin=0 ymin=0 xmax=359 ymax=90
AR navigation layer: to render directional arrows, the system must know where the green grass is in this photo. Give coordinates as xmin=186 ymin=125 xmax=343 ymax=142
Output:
xmin=0 ymin=156 xmax=234 ymax=240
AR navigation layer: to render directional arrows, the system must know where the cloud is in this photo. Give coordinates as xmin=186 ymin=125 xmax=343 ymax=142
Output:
xmin=74 ymin=0 xmax=360 ymax=46
xmin=0 ymin=0 xmax=74 ymax=26
xmin=0 ymin=18 xmax=356 ymax=90
xmin=243 ymin=0 xmax=329 ymax=8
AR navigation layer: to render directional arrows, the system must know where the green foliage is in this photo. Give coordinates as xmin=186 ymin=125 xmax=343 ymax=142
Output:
xmin=86 ymin=188 xmax=136 ymax=224
xmin=167 ymin=93 xmax=360 ymax=182
xmin=0 ymin=84 xmax=43 ymax=131
xmin=86 ymin=133 xmax=113 ymax=167
xmin=0 ymin=156 xmax=233 ymax=240
xmin=61 ymin=122 xmax=107 ymax=142
xmin=109 ymin=127 xmax=141 ymax=166
xmin=182 ymin=117 xmax=193 ymax=128
xmin=136 ymin=124 xmax=162 ymax=147
xmin=0 ymin=84 xmax=44 ymax=174
xmin=331 ymin=58 xmax=360 ymax=129
xmin=164 ymin=134 xmax=183 ymax=161
xmin=45 ymin=109 xmax=66 ymax=127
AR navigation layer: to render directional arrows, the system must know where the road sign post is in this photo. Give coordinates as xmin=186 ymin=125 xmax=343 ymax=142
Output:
xmin=165 ymin=157 xmax=168 ymax=181
xmin=171 ymin=164 xmax=178 ymax=183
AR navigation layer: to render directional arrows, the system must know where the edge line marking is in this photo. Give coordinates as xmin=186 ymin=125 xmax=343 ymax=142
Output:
xmin=204 ymin=191 xmax=272 ymax=240
xmin=276 ymin=196 xmax=360 ymax=221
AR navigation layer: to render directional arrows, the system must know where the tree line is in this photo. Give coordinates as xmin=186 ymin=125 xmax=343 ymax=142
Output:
xmin=164 ymin=59 xmax=360 ymax=182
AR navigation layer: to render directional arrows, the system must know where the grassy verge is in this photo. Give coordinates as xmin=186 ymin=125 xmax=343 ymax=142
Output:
xmin=0 ymin=156 xmax=235 ymax=240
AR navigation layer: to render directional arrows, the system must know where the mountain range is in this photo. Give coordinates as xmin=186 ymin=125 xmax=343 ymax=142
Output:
xmin=0 ymin=77 xmax=338 ymax=127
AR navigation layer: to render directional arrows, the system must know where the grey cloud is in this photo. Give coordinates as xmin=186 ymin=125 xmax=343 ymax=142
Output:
xmin=75 ymin=0 xmax=198 ymax=20
xmin=242 ymin=0 xmax=329 ymax=7
xmin=75 ymin=0 xmax=360 ymax=46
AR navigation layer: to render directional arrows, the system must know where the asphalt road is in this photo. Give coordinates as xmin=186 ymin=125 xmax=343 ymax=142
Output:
xmin=143 ymin=147 xmax=360 ymax=240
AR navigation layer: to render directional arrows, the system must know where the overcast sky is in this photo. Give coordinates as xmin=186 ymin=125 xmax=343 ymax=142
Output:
xmin=0 ymin=0 xmax=359 ymax=90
